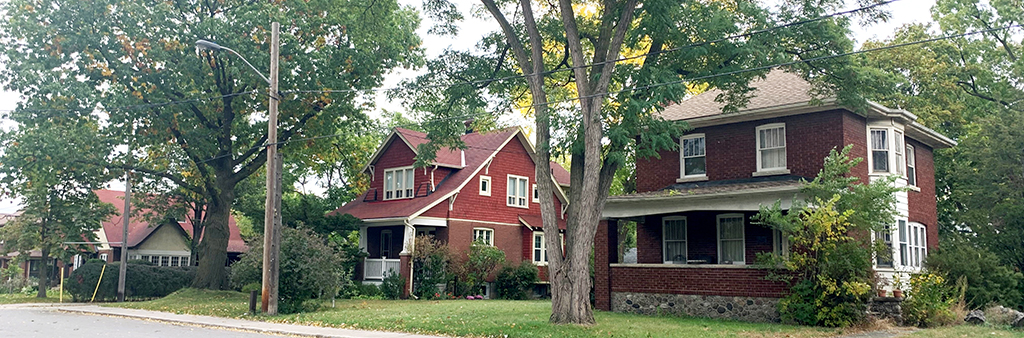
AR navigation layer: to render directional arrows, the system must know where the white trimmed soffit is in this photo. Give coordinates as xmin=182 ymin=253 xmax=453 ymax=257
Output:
xmin=601 ymin=185 xmax=802 ymax=219
xmin=410 ymin=217 xmax=447 ymax=227
xmin=359 ymin=217 xmax=408 ymax=227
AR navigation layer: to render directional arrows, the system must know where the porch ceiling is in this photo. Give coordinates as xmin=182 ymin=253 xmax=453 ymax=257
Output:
xmin=603 ymin=177 xmax=802 ymax=219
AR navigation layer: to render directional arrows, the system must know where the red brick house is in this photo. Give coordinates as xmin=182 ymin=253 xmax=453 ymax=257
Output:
xmin=593 ymin=71 xmax=955 ymax=322
xmin=331 ymin=127 xmax=570 ymax=297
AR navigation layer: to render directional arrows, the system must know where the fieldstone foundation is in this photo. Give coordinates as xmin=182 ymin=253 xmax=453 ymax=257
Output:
xmin=611 ymin=292 xmax=780 ymax=322
xmin=868 ymin=296 xmax=903 ymax=325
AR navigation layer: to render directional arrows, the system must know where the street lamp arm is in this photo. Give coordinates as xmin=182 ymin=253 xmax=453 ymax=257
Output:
xmin=222 ymin=46 xmax=272 ymax=85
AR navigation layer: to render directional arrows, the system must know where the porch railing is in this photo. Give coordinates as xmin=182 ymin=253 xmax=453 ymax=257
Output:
xmin=364 ymin=258 xmax=401 ymax=280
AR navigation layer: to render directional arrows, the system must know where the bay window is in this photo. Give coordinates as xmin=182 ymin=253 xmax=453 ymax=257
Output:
xmin=870 ymin=129 xmax=889 ymax=173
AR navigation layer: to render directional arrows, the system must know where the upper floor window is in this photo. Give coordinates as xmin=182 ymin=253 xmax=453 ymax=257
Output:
xmin=507 ymin=175 xmax=528 ymax=208
xmin=479 ymin=176 xmax=491 ymax=196
xmin=473 ymin=228 xmax=494 ymax=246
xmin=680 ymin=134 xmax=706 ymax=177
xmin=894 ymin=131 xmax=905 ymax=176
xmin=384 ymin=167 xmax=414 ymax=200
xmin=532 ymin=184 xmax=540 ymax=203
xmin=662 ymin=217 xmax=687 ymax=264
xmin=756 ymin=124 xmax=787 ymax=172
xmin=870 ymin=129 xmax=889 ymax=173
xmin=906 ymin=144 xmax=917 ymax=186
xmin=717 ymin=214 xmax=746 ymax=265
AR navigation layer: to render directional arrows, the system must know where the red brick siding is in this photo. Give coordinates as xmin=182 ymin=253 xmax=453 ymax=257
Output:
xmin=842 ymin=112 xmax=870 ymax=183
xmin=594 ymin=220 xmax=616 ymax=310
xmin=907 ymin=139 xmax=939 ymax=249
xmin=609 ymin=266 xmax=789 ymax=298
xmin=636 ymin=111 xmax=847 ymax=192
xmin=447 ymin=219 xmax=524 ymax=269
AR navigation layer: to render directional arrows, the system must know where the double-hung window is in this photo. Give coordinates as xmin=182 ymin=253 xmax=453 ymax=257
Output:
xmin=662 ymin=217 xmax=687 ymax=264
xmin=533 ymin=232 xmax=547 ymax=263
xmin=473 ymin=228 xmax=494 ymax=246
xmin=870 ymin=129 xmax=889 ymax=173
xmin=680 ymin=134 xmax=706 ymax=177
xmin=507 ymin=175 xmax=528 ymax=208
xmin=717 ymin=214 xmax=746 ymax=264
xmin=772 ymin=229 xmax=790 ymax=258
xmin=906 ymin=144 xmax=917 ymax=186
xmin=901 ymin=222 xmax=927 ymax=268
xmin=895 ymin=131 xmax=905 ymax=176
xmin=384 ymin=167 xmax=415 ymax=200
xmin=756 ymin=124 xmax=787 ymax=172
xmin=876 ymin=224 xmax=894 ymax=268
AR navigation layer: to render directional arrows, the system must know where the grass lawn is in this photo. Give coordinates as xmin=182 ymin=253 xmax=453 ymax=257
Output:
xmin=0 ymin=293 xmax=62 ymax=304
xmin=109 ymin=289 xmax=1024 ymax=338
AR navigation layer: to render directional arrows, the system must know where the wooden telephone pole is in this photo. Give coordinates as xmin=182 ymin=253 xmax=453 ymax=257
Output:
xmin=117 ymin=172 xmax=131 ymax=302
xmin=260 ymin=21 xmax=281 ymax=315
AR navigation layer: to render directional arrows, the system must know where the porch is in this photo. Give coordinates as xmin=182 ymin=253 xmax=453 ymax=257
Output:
xmin=357 ymin=220 xmax=447 ymax=284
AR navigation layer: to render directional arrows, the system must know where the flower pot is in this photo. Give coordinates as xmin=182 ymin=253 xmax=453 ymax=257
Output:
xmin=877 ymin=289 xmax=887 ymax=298
xmin=893 ymin=289 xmax=903 ymax=298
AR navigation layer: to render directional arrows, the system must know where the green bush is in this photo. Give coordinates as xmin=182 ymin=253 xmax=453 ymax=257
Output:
xmin=462 ymin=243 xmax=505 ymax=295
xmin=925 ymin=239 xmax=1023 ymax=310
xmin=903 ymin=273 xmax=961 ymax=327
xmin=413 ymin=236 xmax=451 ymax=299
xmin=231 ymin=227 xmax=349 ymax=314
xmin=342 ymin=283 xmax=384 ymax=299
xmin=495 ymin=262 xmax=539 ymax=300
xmin=65 ymin=261 xmax=194 ymax=301
xmin=380 ymin=271 xmax=404 ymax=300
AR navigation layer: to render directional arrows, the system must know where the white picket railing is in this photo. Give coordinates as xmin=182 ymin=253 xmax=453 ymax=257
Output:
xmin=364 ymin=258 xmax=401 ymax=280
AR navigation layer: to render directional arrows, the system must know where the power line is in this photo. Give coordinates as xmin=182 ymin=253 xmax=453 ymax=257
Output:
xmin=0 ymin=91 xmax=261 ymax=115
xmin=280 ymin=0 xmax=902 ymax=96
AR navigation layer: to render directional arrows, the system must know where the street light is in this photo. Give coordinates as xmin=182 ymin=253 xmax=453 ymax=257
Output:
xmin=196 ymin=22 xmax=282 ymax=315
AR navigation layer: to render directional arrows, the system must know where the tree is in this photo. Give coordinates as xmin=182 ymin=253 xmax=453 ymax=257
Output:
xmin=0 ymin=116 xmax=117 ymax=297
xmin=0 ymin=0 xmax=422 ymax=288
xmin=413 ymin=0 xmax=881 ymax=324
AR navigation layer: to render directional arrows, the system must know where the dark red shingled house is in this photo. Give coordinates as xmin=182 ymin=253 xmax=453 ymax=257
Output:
xmin=593 ymin=71 xmax=955 ymax=322
xmin=331 ymin=127 xmax=570 ymax=297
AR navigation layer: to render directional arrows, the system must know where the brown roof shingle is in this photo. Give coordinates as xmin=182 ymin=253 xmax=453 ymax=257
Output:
xmin=657 ymin=70 xmax=814 ymax=121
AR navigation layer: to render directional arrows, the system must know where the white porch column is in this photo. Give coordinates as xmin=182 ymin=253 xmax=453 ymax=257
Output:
xmin=400 ymin=220 xmax=415 ymax=255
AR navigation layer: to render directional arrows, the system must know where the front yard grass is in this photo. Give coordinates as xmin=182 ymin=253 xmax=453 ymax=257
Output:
xmin=0 ymin=293 xmax=61 ymax=304
xmin=109 ymin=289 xmax=1024 ymax=338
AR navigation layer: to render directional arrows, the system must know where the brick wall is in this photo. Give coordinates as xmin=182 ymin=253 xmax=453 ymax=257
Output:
xmin=609 ymin=266 xmax=789 ymax=298
xmin=907 ymin=139 xmax=939 ymax=249
xmin=594 ymin=220 xmax=617 ymax=310
xmin=447 ymin=219 xmax=524 ymax=269
xmin=636 ymin=110 xmax=847 ymax=193
xmin=842 ymin=112 xmax=870 ymax=183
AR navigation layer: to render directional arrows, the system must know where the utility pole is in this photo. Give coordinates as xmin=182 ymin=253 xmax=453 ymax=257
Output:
xmin=261 ymin=21 xmax=281 ymax=315
xmin=117 ymin=171 xmax=131 ymax=302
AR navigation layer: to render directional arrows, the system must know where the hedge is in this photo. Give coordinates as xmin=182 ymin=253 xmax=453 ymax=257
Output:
xmin=65 ymin=261 xmax=194 ymax=301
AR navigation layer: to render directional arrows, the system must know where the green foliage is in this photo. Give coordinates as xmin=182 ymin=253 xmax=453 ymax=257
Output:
xmin=494 ymin=262 xmax=539 ymax=300
xmin=380 ymin=271 xmax=404 ymax=300
xmin=412 ymin=236 xmax=451 ymax=299
xmin=462 ymin=242 xmax=505 ymax=295
xmin=342 ymin=283 xmax=384 ymax=300
xmin=755 ymin=146 xmax=901 ymax=327
xmin=902 ymin=273 xmax=961 ymax=328
xmin=0 ymin=264 xmax=28 ymax=294
xmin=230 ymin=227 xmax=349 ymax=314
xmin=925 ymin=238 xmax=1024 ymax=310
xmin=329 ymin=230 xmax=368 ymax=284
xmin=65 ymin=261 xmax=194 ymax=301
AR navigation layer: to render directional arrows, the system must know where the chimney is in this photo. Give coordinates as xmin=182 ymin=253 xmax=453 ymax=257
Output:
xmin=464 ymin=119 xmax=475 ymax=134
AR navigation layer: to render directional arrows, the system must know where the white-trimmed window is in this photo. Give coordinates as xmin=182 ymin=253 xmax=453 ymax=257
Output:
xmin=473 ymin=228 xmax=494 ymax=246
xmin=900 ymin=221 xmax=927 ymax=268
xmin=99 ymin=253 xmax=108 ymax=261
xmin=137 ymin=255 xmax=188 ymax=267
xmin=876 ymin=224 xmax=894 ymax=268
xmin=895 ymin=131 xmax=905 ymax=176
xmin=906 ymin=144 xmax=917 ymax=186
xmin=772 ymin=229 xmax=790 ymax=258
xmin=384 ymin=167 xmax=415 ymax=200
xmin=507 ymin=175 xmax=528 ymax=208
xmin=662 ymin=217 xmax=687 ymax=264
xmin=680 ymin=134 xmax=706 ymax=177
xmin=380 ymin=230 xmax=393 ymax=258
xmin=479 ymin=176 xmax=491 ymax=196
xmin=533 ymin=232 xmax=547 ymax=264
xmin=532 ymin=184 xmax=540 ymax=203
xmin=756 ymin=124 xmax=787 ymax=172
xmin=870 ymin=129 xmax=889 ymax=173
xmin=717 ymin=214 xmax=746 ymax=265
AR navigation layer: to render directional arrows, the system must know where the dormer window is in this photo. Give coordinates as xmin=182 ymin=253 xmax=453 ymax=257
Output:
xmin=384 ymin=167 xmax=414 ymax=200
xmin=680 ymin=134 xmax=706 ymax=178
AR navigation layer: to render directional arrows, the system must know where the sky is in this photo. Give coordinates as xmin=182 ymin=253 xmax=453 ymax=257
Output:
xmin=0 ymin=0 xmax=937 ymax=213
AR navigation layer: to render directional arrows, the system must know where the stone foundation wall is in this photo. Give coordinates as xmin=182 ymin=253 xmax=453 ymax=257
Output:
xmin=868 ymin=297 xmax=903 ymax=325
xmin=611 ymin=292 xmax=780 ymax=322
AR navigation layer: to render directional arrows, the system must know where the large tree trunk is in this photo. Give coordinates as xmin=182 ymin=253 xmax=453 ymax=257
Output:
xmin=36 ymin=247 xmax=48 ymax=298
xmin=191 ymin=180 xmax=234 ymax=289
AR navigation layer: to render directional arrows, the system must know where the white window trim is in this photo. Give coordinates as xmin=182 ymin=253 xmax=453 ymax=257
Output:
xmin=772 ymin=229 xmax=790 ymax=259
xmin=479 ymin=175 xmax=491 ymax=196
xmin=506 ymin=174 xmax=529 ymax=209
xmin=532 ymin=184 xmax=540 ymax=203
xmin=754 ymin=123 xmax=790 ymax=176
xmin=895 ymin=131 xmax=905 ymax=176
xmin=472 ymin=227 xmax=494 ymax=246
xmin=383 ymin=166 xmax=415 ymax=200
xmin=679 ymin=133 xmax=708 ymax=180
xmin=532 ymin=232 xmax=547 ymax=265
xmin=906 ymin=144 xmax=918 ymax=188
xmin=662 ymin=216 xmax=688 ymax=264
xmin=867 ymin=125 xmax=908 ymax=177
xmin=716 ymin=213 xmax=746 ymax=265
xmin=899 ymin=221 xmax=927 ymax=271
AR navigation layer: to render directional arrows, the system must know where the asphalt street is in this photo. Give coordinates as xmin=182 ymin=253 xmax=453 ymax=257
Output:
xmin=0 ymin=306 xmax=283 ymax=337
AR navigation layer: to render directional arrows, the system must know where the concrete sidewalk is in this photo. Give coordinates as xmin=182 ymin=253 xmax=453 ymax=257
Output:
xmin=55 ymin=305 xmax=448 ymax=338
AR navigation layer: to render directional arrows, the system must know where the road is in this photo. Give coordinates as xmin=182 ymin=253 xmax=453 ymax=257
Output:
xmin=0 ymin=306 xmax=283 ymax=337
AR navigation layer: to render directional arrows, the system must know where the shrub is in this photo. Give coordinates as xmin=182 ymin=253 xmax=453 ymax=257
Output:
xmin=903 ymin=273 xmax=961 ymax=327
xmin=342 ymin=283 xmax=384 ymax=299
xmin=925 ymin=239 xmax=1023 ymax=310
xmin=413 ymin=236 xmax=451 ymax=299
xmin=65 ymin=261 xmax=194 ymax=301
xmin=0 ymin=264 xmax=27 ymax=294
xmin=463 ymin=243 xmax=505 ymax=295
xmin=380 ymin=271 xmax=404 ymax=300
xmin=231 ymin=227 xmax=349 ymax=314
xmin=495 ymin=262 xmax=539 ymax=300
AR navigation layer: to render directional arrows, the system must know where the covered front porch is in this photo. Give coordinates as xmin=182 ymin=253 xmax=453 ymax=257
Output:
xmin=356 ymin=217 xmax=447 ymax=287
